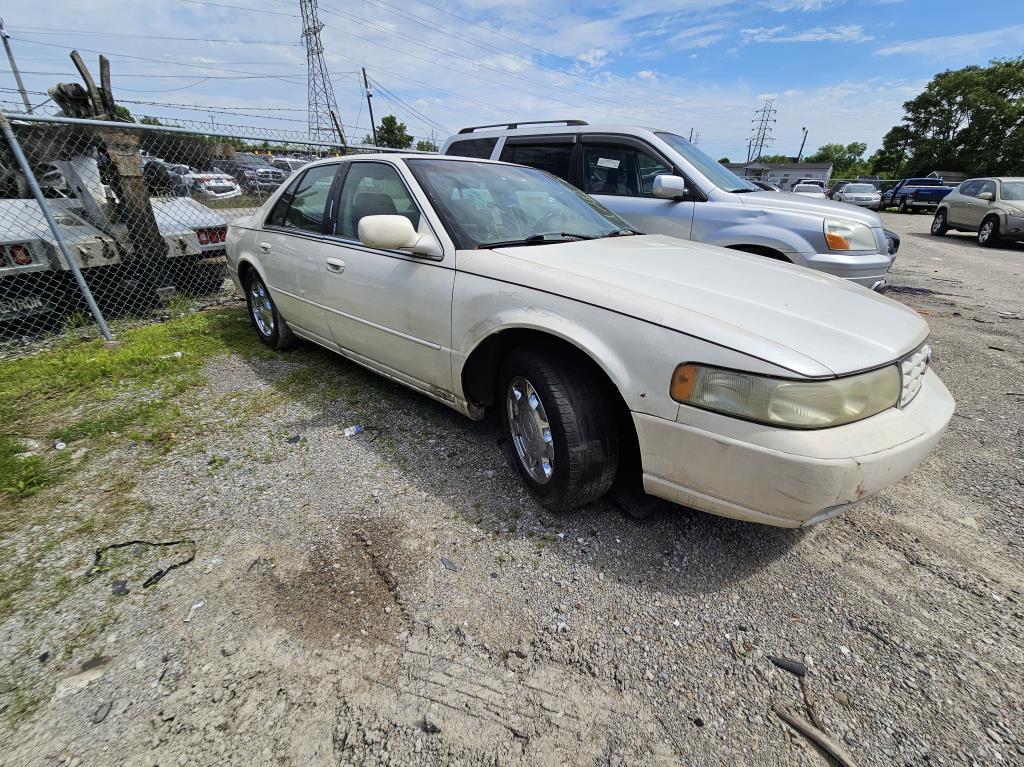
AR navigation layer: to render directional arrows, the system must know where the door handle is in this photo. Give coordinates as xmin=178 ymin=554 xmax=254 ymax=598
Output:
xmin=258 ymin=241 xmax=271 ymax=252
xmin=325 ymin=257 xmax=346 ymax=274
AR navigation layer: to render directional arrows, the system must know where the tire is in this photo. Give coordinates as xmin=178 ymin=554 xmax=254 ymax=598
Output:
xmin=978 ymin=216 xmax=1000 ymax=248
xmin=931 ymin=209 xmax=949 ymax=236
xmin=243 ymin=269 xmax=296 ymax=350
xmin=498 ymin=347 xmax=618 ymax=512
xmin=898 ymin=197 xmax=909 ymax=213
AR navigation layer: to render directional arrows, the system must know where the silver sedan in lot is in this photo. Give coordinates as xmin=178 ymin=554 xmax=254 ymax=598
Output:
xmin=226 ymin=154 xmax=954 ymax=527
xmin=834 ymin=183 xmax=882 ymax=210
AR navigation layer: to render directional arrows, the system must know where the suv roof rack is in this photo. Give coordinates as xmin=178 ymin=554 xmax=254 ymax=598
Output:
xmin=457 ymin=119 xmax=588 ymax=135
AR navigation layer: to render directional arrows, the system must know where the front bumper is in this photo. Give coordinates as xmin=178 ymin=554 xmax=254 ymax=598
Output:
xmin=803 ymin=249 xmax=892 ymax=291
xmin=634 ymin=369 xmax=954 ymax=527
xmin=843 ymin=199 xmax=881 ymax=209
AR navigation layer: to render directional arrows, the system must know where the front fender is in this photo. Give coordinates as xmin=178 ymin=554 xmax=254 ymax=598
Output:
xmin=700 ymin=222 xmax=817 ymax=264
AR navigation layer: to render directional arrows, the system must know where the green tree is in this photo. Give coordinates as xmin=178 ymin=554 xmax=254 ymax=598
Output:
xmin=877 ymin=57 xmax=1024 ymax=177
xmin=717 ymin=157 xmax=731 ymax=163
xmin=415 ymin=138 xmax=439 ymax=152
xmin=805 ymin=142 xmax=869 ymax=177
xmin=756 ymin=153 xmax=791 ymax=164
xmin=867 ymin=125 xmax=914 ymax=177
xmin=113 ymin=104 xmax=134 ymax=122
xmin=363 ymin=115 xmax=413 ymax=149
xmin=139 ymin=115 xmax=163 ymax=126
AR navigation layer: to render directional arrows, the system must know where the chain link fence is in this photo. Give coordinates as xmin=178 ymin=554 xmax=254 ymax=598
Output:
xmin=0 ymin=111 xmax=403 ymax=355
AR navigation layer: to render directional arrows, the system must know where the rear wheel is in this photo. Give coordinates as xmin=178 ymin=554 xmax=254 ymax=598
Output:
xmin=244 ymin=269 xmax=295 ymax=350
xmin=978 ymin=216 xmax=1000 ymax=247
xmin=931 ymin=209 xmax=949 ymax=236
xmin=498 ymin=348 xmax=618 ymax=512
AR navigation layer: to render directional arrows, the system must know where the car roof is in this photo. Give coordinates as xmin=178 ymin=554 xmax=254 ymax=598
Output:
xmin=300 ymin=152 xmax=517 ymax=169
xmin=448 ymin=124 xmax=669 ymax=140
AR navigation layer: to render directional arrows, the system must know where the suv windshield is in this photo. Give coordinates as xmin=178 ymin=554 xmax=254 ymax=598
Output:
xmin=233 ymin=154 xmax=271 ymax=168
xmin=655 ymin=132 xmax=755 ymax=193
xmin=407 ymin=159 xmax=635 ymax=249
xmin=844 ymin=184 xmax=876 ymax=193
xmin=1001 ymin=181 xmax=1024 ymax=201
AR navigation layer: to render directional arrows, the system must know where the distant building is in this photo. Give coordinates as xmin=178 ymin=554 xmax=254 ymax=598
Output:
xmin=723 ymin=161 xmax=833 ymax=191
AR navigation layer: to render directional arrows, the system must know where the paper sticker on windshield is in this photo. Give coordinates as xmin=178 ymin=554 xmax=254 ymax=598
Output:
xmin=596 ymin=157 xmax=620 ymax=169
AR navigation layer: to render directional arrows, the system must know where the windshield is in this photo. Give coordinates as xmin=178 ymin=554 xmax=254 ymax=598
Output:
xmin=910 ymin=179 xmax=943 ymax=186
xmin=234 ymin=155 xmax=270 ymax=168
xmin=794 ymin=185 xmax=822 ymax=192
xmin=407 ymin=159 xmax=635 ymax=249
xmin=1001 ymin=181 xmax=1024 ymax=201
xmin=844 ymin=184 xmax=876 ymax=193
xmin=654 ymin=132 xmax=755 ymax=193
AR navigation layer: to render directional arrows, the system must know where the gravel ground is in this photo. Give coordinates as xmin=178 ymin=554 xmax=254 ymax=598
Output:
xmin=2 ymin=212 xmax=1022 ymax=766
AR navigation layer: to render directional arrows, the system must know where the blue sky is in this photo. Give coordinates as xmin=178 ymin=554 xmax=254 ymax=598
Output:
xmin=2 ymin=0 xmax=1023 ymax=159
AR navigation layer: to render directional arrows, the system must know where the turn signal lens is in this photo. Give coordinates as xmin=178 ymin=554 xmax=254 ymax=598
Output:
xmin=825 ymin=231 xmax=849 ymax=249
xmin=196 ymin=228 xmax=209 ymax=245
xmin=670 ymin=363 xmax=699 ymax=402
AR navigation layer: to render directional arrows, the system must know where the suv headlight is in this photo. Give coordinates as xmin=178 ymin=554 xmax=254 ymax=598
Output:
xmin=670 ymin=363 xmax=901 ymax=429
xmin=824 ymin=218 xmax=876 ymax=251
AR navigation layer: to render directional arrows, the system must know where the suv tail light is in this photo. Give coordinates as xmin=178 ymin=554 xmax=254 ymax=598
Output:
xmin=209 ymin=228 xmax=221 ymax=243
xmin=197 ymin=229 xmax=209 ymax=245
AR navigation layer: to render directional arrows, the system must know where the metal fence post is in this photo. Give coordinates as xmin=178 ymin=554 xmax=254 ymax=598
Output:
xmin=0 ymin=111 xmax=113 ymax=341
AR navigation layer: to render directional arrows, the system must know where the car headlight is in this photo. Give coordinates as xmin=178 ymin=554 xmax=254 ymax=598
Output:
xmin=824 ymin=218 xmax=876 ymax=251
xmin=670 ymin=363 xmax=901 ymax=429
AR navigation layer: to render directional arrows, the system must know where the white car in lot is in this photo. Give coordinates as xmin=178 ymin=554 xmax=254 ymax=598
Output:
xmin=834 ymin=183 xmax=882 ymax=210
xmin=226 ymin=155 xmax=954 ymax=527
xmin=792 ymin=183 xmax=827 ymax=199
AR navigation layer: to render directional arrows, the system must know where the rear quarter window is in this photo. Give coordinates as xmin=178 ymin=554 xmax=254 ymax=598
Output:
xmin=444 ymin=138 xmax=498 ymax=159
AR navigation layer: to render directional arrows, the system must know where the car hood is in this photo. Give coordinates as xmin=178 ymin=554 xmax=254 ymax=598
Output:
xmin=737 ymin=191 xmax=884 ymax=227
xmin=466 ymin=235 xmax=927 ymax=378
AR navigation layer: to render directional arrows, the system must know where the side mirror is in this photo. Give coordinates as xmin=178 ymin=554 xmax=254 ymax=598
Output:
xmin=978 ymin=191 xmax=994 ymax=202
xmin=652 ymin=174 xmax=688 ymax=200
xmin=357 ymin=215 xmax=442 ymax=258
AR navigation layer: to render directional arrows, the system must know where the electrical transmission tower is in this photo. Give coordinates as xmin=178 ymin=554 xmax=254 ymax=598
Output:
xmin=746 ymin=98 xmax=777 ymax=162
xmin=300 ymin=0 xmax=346 ymax=146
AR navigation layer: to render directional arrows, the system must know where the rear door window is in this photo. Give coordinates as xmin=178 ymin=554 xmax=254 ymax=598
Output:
xmin=977 ymin=180 xmax=996 ymax=198
xmin=500 ymin=143 xmax=573 ymax=182
xmin=270 ymin=164 xmax=339 ymax=234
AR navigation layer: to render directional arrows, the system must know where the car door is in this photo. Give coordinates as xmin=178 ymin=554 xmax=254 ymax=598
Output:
xmin=257 ymin=163 xmax=340 ymax=343
xmin=319 ymin=160 xmax=455 ymax=392
xmin=579 ymin=136 xmax=695 ymax=240
xmin=967 ymin=180 xmax=997 ymax=229
xmin=945 ymin=181 xmax=975 ymax=227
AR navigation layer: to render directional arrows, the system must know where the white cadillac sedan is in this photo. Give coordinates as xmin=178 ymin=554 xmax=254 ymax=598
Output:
xmin=226 ymin=154 xmax=954 ymax=528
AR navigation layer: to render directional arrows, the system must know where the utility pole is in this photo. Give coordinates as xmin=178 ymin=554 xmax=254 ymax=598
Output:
xmin=299 ymin=0 xmax=344 ymax=144
xmin=796 ymin=126 xmax=808 ymax=162
xmin=688 ymin=127 xmax=694 ymax=142
xmin=746 ymin=98 xmax=777 ymax=162
xmin=363 ymin=67 xmax=377 ymax=146
xmin=1 ymin=19 xmax=32 ymax=113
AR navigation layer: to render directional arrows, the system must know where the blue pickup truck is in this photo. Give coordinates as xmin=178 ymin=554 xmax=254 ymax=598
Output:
xmin=882 ymin=177 xmax=954 ymax=213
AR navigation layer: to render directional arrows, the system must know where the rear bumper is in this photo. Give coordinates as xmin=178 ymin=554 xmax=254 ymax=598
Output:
xmin=634 ymin=370 xmax=954 ymax=527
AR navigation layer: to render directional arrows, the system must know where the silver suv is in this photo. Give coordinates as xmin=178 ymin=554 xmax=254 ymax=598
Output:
xmin=442 ymin=120 xmax=897 ymax=290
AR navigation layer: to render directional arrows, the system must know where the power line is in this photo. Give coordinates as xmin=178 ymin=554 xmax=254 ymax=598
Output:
xmin=747 ymin=98 xmax=776 ymax=162
xmin=300 ymin=0 xmax=344 ymax=144
xmin=177 ymin=0 xmax=298 ymax=16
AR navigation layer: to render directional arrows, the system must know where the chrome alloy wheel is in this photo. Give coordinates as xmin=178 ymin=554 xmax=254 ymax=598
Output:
xmin=507 ymin=376 xmax=554 ymax=484
xmin=979 ymin=219 xmax=995 ymax=244
xmin=249 ymin=280 xmax=275 ymax=336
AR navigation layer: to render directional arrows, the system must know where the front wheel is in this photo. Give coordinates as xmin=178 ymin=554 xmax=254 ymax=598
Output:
xmin=244 ymin=269 xmax=296 ymax=350
xmin=931 ymin=209 xmax=949 ymax=236
xmin=498 ymin=348 xmax=618 ymax=512
xmin=978 ymin=216 xmax=1000 ymax=247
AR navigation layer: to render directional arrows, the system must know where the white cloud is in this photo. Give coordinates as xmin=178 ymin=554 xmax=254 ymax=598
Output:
xmin=742 ymin=24 xmax=871 ymax=43
xmin=876 ymin=24 xmax=1024 ymax=57
xmin=762 ymin=0 xmax=841 ymax=10
xmin=637 ymin=69 xmax=659 ymax=81
xmin=575 ymin=47 xmax=611 ymax=68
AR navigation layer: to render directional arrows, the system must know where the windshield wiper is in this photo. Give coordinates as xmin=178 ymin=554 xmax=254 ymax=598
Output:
xmin=731 ymin=188 xmax=758 ymax=193
xmin=601 ymin=229 xmax=641 ymax=237
xmin=478 ymin=232 xmax=596 ymax=249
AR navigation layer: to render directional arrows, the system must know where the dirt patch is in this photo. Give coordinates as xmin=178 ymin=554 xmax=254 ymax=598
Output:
xmin=251 ymin=524 xmax=410 ymax=648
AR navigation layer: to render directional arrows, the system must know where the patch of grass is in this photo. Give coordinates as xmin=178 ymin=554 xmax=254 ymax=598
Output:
xmin=0 ymin=308 xmax=269 ymax=507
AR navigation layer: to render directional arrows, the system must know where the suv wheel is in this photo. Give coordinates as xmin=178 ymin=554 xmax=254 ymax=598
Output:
xmin=978 ymin=216 xmax=1000 ymax=247
xmin=244 ymin=269 xmax=296 ymax=350
xmin=898 ymin=197 xmax=910 ymax=213
xmin=931 ymin=209 xmax=949 ymax=236
xmin=498 ymin=348 xmax=618 ymax=512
